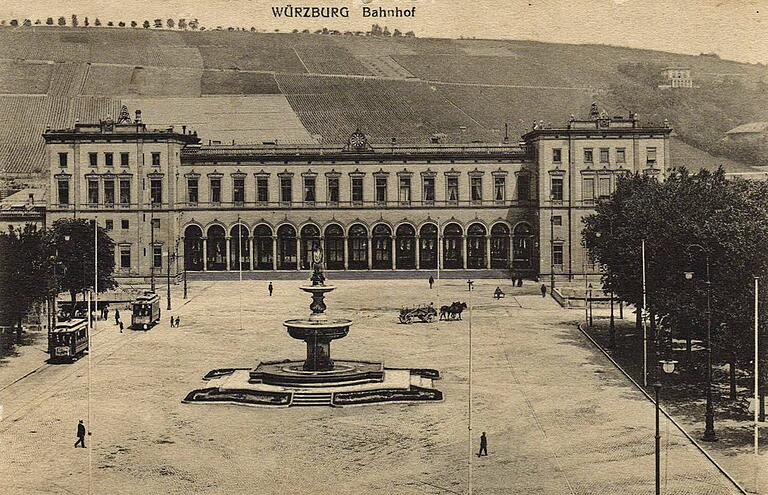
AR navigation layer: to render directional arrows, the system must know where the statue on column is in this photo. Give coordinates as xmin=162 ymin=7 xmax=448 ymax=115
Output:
xmin=310 ymin=241 xmax=325 ymax=286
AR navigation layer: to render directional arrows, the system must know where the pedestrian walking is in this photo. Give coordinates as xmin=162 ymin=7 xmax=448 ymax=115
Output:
xmin=477 ymin=432 xmax=488 ymax=457
xmin=540 ymin=284 xmax=547 ymax=298
xmin=170 ymin=316 xmax=175 ymax=328
xmin=268 ymin=282 xmax=273 ymax=297
xmin=114 ymin=308 xmax=120 ymax=325
xmin=174 ymin=316 xmax=180 ymax=328
xmin=74 ymin=420 xmax=86 ymax=448
xmin=428 ymin=276 xmax=434 ymax=289
xmin=517 ymin=277 xmax=523 ymax=287
xmin=119 ymin=321 xmax=124 ymax=333
xmin=104 ymin=306 xmax=109 ymax=321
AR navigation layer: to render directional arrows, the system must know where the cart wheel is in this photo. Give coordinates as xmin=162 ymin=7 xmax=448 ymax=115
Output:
xmin=426 ymin=314 xmax=434 ymax=322
xmin=405 ymin=316 xmax=413 ymax=324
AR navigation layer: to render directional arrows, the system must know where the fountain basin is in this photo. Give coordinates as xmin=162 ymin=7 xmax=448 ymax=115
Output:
xmin=284 ymin=318 xmax=352 ymax=371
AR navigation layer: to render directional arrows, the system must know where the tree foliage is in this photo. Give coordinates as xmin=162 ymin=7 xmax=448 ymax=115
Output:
xmin=583 ymin=168 xmax=768 ymax=363
xmin=0 ymin=225 xmax=51 ymax=327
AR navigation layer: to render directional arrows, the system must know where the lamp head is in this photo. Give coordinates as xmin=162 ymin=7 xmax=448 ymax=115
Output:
xmin=63 ymin=234 xmax=71 ymax=241
xmin=660 ymin=360 xmax=678 ymax=374
xmin=683 ymin=271 xmax=694 ymax=280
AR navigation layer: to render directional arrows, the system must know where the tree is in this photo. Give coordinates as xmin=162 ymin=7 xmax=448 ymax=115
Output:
xmin=143 ymin=20 xmax=150 ymax=29
xmin=130 ymin=20 xmax=137 ymax=28
xmin=84 ymin=17 xmax=89 ymax=26
xmin=71 ymin=14 xmax=78 ymax=27
xmin=57 ymin=16 xmax=66 ymax=26
xmin=405 ymin=30 xmax=415 ymax=37
xmin=35 ymin=19 xmax=41 ymax=25
xmin=166 ymin=18 xmax=174 ymax=29
xmin=393 ymin=29 xmax=402 ymax=37
xmin=23 ymin=19 xmax=31 ymax=27
xmin=46 ymin=17 xmax=54 ymax=25
xmin=188 ymin=18 xmax=199 ymax=30
xmin=47 ymin=219 xmax=117 ymax=310
xmin=9 ymin=20 xmax=18 ymax=27
xmin=154 ymin=19 xmax=163 ymax=28
xmin=0 ymin=225 xmax=51 ymax=333
xmin=118 ymin=21 xmax=125 ymax=27
xmin=382 ymin=26 xmax=391 ymax=36
xmin=94 ymin=18 xmax=101 ymax=26
xmin=178 ymin=18 xmax=186 ymax=30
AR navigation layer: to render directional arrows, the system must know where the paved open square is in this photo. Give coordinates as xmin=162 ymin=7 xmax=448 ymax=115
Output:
xmin=0 ymin=278 xmax=744 ymax=494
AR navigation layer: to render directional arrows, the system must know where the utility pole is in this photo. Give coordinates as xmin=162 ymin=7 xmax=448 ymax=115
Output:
xmin=642 ymin=239 xmax=648 ymax=387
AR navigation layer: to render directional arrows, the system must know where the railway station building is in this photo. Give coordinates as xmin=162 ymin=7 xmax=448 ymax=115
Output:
xmin=43 ymin=104 xmax=672 ymax=281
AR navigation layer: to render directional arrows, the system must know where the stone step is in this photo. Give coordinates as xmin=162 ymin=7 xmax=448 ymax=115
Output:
xmin=292 ymin=393 xmax=333 ymax=406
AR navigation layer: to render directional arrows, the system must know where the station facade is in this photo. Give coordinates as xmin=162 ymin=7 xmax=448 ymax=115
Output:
xmin=43 ymin=105 xmax=672 ymax=281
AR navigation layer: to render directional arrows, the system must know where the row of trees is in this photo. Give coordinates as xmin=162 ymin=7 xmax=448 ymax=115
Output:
xmin=583 ymin=168 xmax=768 ymax=401
xmin=0 ymin=219 xmax=116 ymax=331
xmin=2 ymin=16 xmax=200 ymax=30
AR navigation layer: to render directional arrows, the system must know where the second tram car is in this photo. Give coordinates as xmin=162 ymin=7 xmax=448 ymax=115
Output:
xmin=131 ymin=291 xmax=161 ymax=330
xmin=49 ymin=318 xmax=89 ymax=362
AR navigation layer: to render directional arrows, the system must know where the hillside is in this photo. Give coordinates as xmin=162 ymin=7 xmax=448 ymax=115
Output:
xmin=1 ymin=26 xmax=766 ymax=178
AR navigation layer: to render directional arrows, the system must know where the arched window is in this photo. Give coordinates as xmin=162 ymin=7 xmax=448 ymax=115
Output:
xmin=299 ymin=224 xmax=321 ymax=270
xmin=372 ymin=224 xmax=392 ymax=269
xmin=229 ymin=224 xmax=250 ymax=271
xmin=512 ymin=223 xmax=533 ymax=268
xmin=184 ymin=225 xmax=203 ymax=271
xmin=443 ymin=223 xmax=463 ymax=269
xmin=324 ymin=224 xmax=344 ymax=270
xmin=206 ymin=225 xmax=226 ymax=271
xmin=347 ymin=224 xmax=368 ymax=270
xmin=253 ymin=224 xmax=273 ymax=270
xmin=490 ymin=223 xmax=510 ymax=269
xmin=466 ymin=223 xmax=487 ymax=269
xmin=395 ymin=224 xmax=416 ymax=270
xmin=419 ymin=223 xmax=438 ymax=270
xmin=277 ymin=224 xmax=297 ymax=270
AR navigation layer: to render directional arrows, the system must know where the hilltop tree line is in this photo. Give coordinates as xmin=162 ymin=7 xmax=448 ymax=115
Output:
xmin=0 ymin=17 xmax=416 ymax=37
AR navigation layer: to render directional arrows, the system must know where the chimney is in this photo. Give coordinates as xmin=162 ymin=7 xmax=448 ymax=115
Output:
xmin=135 ymin=110 xmax=142 ymax=123
xmin=182 ymin=125 xmax=187 ymax=134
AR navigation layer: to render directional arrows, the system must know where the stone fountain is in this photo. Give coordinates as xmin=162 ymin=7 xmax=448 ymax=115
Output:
xmin=184 ymin=245 xmax=442 ymax=408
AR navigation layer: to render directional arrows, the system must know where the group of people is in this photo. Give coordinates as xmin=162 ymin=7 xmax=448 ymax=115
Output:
xmin=169 ymin=316 xmax=181 ymax=328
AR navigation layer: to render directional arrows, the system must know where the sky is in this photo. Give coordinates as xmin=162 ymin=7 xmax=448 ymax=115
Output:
xmin=0 ymin=0 xmax=766 ymax=64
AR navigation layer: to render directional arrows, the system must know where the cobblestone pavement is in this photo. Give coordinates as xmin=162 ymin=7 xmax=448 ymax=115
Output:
xmin=0 ymin=278 xmax=745 ymax=494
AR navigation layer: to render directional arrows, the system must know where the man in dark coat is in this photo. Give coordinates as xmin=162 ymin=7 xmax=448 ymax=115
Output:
xmin=428 ymin=276 xmax=434 ymax=289
xmin=540 ymin=284 xmax=547 ymax=298
xmin=478 ymin=432 xmax=488 ymax=456
xmin=268 ymin=282 xmax=274 ymax=297
xmin=74 ymin=420 xmax=86 ymax=448
xmin=114 ymin=308 xmax=120 ymax=325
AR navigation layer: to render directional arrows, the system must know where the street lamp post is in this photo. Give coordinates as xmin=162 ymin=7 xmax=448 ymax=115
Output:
xmin=588 ymin=283 xmax=593 ymax=327
xmin=183 ymin=264 xmax=188 ymax=300
xmin=609 ymin=290 xmax=615 ymax=349
xmin=655 ymin=359 xmax=678 ymax=495
xmin=550 ymin=195 xmax=555 ymax=291
xmin=165 ymin=250 xmax=175 ymax=311
xmin=684 ymin=244 xmax=717 ymax=442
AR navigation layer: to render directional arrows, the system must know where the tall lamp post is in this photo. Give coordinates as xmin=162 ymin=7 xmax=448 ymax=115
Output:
xmin=165 ymin=250 xmax=176 ymax=311
xmin=655 ymin=359 xmax=678 ymax=495
xmin=684 ymin=243 xmax=717 ymax=442
xmin=588 ymin=283 xmax=593 ymax=327
xmin=550 ymin=195 xmax=555 ymax=291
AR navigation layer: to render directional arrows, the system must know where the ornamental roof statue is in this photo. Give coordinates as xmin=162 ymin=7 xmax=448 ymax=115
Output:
xmin=117 ymin=105 xmax=132 ymax=124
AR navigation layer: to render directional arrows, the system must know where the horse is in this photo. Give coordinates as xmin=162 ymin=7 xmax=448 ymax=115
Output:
xmin=440 ymin=302 xmax=468 ymax=320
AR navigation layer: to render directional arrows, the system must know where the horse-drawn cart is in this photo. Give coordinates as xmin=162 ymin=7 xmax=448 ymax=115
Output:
xmin=398 ymin=305 xmax=437 ymax=324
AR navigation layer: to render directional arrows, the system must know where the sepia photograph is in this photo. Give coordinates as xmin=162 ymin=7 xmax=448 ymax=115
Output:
xmin=0 ymin=0 xmax=767 ymax=493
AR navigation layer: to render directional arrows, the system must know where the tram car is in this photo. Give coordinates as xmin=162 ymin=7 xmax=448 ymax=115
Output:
xmin=49 ymin=318 xmax=89 ymax=362
xmin=131 ymin=291 xmax=161 ymax=330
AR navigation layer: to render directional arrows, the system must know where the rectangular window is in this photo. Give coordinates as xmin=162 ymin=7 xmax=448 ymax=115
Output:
xmin=327 ymin=177 xmax=339 ymax=204
xmin=584 ymin=148 xmax=593 ymax=163
xmin=187 ymin=178 xmax=199 ymax=204
xmin=103 ymin=179 xmax=115 ymax=205
xmin=87 ymin=179 xmax=99 ymax=205
xmin=121 ymin=219 xmax=129 ymax=230
xmin=151 ymin=218 xmax=160 ymax=229
xmin=210 ymin=178 xmax=221 ymax=204
xmin=551 ymin=177 xmax=563 ymax=201
xmin=120 ymin=152 xmax=129 ymax=167
xmin=120 ymin=246 xmax=131 ymax=269
xmin=351 ymin=177 xmax=363 ymax=204
xmin=494 ymin=177 xmax=505 ymax=202
xmin=552 ymin=215 xmax=562 ymax=226
xmin=553 ymin=244 xmax=564 ymax=266
xmin=646 ymin=147 xmax=657 ymax=166
xmin=58 ymin=152 xmax=68 ymax=168
xmin=375 ymin=176 xmax=387 ymax=204
xmin=89 ymin=152 xmax=98 ymax=167
xmin=399 ymin=176 xmax=411 ymax=205
xmin=152 ymin=245 xmax=162 ymax=269
xmin=280 ymin=176 xmax=292 ymax=204
xmin=105 ymin=152 xmax=114 ymax=167
xmin=599 ymin=177 xmax=611 ymax=198
xmin=552 ymin=148 xmax=562 ymax=163
xmin=257 ymin=177 xmax=269 ymax=203
xmin=422 ymin=176 xmax=435 ymax=204
xmin=150 ymin=178 xmax=162 ymax=205
xmin=151 ymin=152 xmax=161 ymax=167
xmin=233 ymin=177 xmax=245 ymax=204
xmin=303 ymin=176 xmax=316 ymax=204
xmin=470 ymin=176 xmax=483 ymax=203
xmin=105 ymin=219 xmax=113 ymax=231
xmin=583 ymin=177 xmax=595 ymax=201
xmin=600 ymin=148 xmax=609 ymax=164
xmin=446 ymin=176 xmax=459 ymax=204
xmin=119 ymin=180 xmax=130 ymax=205
xmin=57 ymin=180 xmax=70 ymax=206
xmin=517 ymin=175 xmax=530 ymax=201
xmin=616 ymin=148 xmax=626 ymax=163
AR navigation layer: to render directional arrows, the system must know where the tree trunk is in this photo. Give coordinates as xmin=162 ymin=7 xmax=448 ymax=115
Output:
xmin=69 ymin=289 xmax=77 ymax=319
xmin=649 ymin=312 xmax=657 ymax=342
xmin=15 ymin=317 xmax=22 ymax=340
xmin=635 ymin=306 xmax=642 ymax=333
xmin=729 ymin=352 xmax=737 ymax=401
